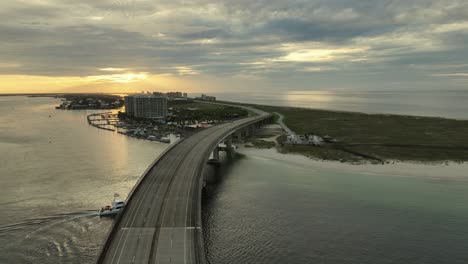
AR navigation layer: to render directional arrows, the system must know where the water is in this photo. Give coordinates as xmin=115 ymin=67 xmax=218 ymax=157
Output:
xmin=2 ymin=96 xmax=468 ymax=263
xmin=0 ymin=96 xmax=167 ymax=263
xmin=212 ymin=90 xmax=468 ymax=119
xmin=203 ymin=149 xmax=468 ymax=264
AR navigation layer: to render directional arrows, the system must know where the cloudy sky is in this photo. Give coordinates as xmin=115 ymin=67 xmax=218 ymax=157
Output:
xmin=1 ymin=0 xmax=468 ymax=94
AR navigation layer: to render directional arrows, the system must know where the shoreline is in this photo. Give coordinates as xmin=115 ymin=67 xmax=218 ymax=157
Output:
xmin=235 ymin=103 xmax=468 ymax=164
xmin=237 ymin=144 xmax=468 ymax=171
xmin=17 ymin=94 xmax=465 ymax=164
xmin=2 ymin=94 xmax=466 ymax=120
xmin=216 ymin=99 xmax=468 ymax=121
xmin=242 ymin=137 xmax=468 ymax=166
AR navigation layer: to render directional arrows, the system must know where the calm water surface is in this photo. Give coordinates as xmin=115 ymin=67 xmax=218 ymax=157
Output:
xmin=1 ymin=96 xmax=468 ymax=263
xmin=203 ymin=149 xmax=468 ymax=264
xmin=0 ymin=96 xmax=167 ymax=263
xmin=212 ymin=90 xmax=468 ymax=119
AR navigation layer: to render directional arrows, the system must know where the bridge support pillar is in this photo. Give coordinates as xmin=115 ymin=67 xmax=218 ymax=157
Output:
xmin=213 ymin=147 xmax=220 ymax=160
xmin=244 ymin=127 xmax=250 ymax=138
xmin=233 ymin=131 xmax=242 ymax=142
xmin=246 ymin=125 xmax=255 ymax=138
xmin=226 ymin=135 xmax=233 ymax=151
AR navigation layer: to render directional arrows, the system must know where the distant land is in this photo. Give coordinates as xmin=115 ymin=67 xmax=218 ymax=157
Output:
xmin=0 ymin=93 xmax=118 ymax=97
xmin=251 ymin=105 xmax=468 ymax=164
xmin=5 ymin=93 xmax=468 ymax=163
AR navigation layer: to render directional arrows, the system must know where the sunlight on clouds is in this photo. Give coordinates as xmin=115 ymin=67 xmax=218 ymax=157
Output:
xmin=0 ymin=74 xmax=201 ymax=94
xmin=432 ymin=73 xmax=468 ymax=77
xmin=432 ymin=22 xmax=468 ymax=33
xmin=152 ymin=33 xmax=166 ymax=38
xmin=238 ymin=61 xmax=269 ymax=69
xmin=0 ymin=75 xmax=89 ymax=93
xmin=188 ymin=38 xmax=219 ymax=45
xmin=300 ymin=66 xmax=336 ymax=72
xmin=86 ymin=72 xmax=148 ymax=83
xmin=174 ymin=66 xmax=200 ymax=75
xmin=2 ymin=1 xmax=468 ymax=93
xmin=275 ymin=43 xmax=369 ymax=63
xmin=99 ymin=68 xmax=128 ymax=72
xmin=354 ymin=31 xmax=442 ymax=53
xmin=0 ymin=62 xmax=21 ymax=68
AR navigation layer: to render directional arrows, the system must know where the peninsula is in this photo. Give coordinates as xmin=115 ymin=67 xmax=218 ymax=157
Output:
xmin=250 ymin=104 xmax=468 ymax=164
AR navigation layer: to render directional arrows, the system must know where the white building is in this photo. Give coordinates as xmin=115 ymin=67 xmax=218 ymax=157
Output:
xmin=198 ymin=94 xmax=216 ymax=101
xmin=125 ymin=94 xmax=168 ymax=119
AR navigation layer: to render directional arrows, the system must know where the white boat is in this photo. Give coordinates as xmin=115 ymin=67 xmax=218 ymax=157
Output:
xmin=160 ymin=137 xmax=170 ymax=143
xmin=99 ymin=193 xmax=125 ymax=217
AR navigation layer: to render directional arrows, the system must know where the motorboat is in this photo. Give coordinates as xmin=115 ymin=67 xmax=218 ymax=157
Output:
xmin=99 ymin=193 xmax=125 ymax=217
xmin=160 ymin=137 xmax=170 ymax=143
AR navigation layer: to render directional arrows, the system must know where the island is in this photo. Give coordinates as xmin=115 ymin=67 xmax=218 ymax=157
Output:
xmin=56 ymin=94 xmax=124 ymax=110
xmin=46 ymin=93 xmax=468 ymax=164
xmin=248 ymin=104 xmax=468 ymax=164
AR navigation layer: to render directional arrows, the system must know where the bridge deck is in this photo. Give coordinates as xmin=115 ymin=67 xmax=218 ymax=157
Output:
xmin=99 ymin=109 xmax=269 ymax=264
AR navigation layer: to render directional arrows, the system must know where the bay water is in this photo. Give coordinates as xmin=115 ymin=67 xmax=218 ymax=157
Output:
xmin=1 ymin=96 xmax=467 ymax=263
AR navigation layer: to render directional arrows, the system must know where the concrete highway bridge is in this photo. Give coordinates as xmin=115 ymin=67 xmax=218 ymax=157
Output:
xmin=98 ymin=106 xmax=271 ymax=264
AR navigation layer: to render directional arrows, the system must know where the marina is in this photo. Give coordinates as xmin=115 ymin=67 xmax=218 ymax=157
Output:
xmin=86 ymin=112 xmax=176 ymax=143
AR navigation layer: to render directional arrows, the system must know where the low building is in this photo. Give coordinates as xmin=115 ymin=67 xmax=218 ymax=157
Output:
xmin=309 ymin=135 xmax=324 ymax=146
xmin=285 ymin=133 xmax=326 ymax=146
xmin=125 ymin=94 xmax=168 ymax=119
xmin=166 ymin=92 xmax=183 ymax=98
xmin=197 ymin=94 xmax=216 ymax=101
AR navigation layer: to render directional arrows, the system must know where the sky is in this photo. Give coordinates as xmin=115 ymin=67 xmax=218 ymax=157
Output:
xmin=0 ymin=0 xmax=468 ymax=94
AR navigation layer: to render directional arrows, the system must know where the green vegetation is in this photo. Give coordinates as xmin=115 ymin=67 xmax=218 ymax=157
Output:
xmin=280 ymin=145 xmax=363 ymax=163
xmin=255 ymin=134 xmax=278 ymax=139
xmin=168 ymin=100 xmax=248 ymax=122
xmin=344 ymin=145 xmax=468 ymax=162
xmin=246 ymin=139 xmax=276 ymax=149
xmin=168 ymin=100 xmax=225 ymax=110
xmin=252 ymin=105 xmax=468 ymax=163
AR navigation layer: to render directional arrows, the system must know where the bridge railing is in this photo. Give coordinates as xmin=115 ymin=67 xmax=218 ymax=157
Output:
xmin=97 ymin=138 xmax=184 ymax=263
xmin=191 ymin=112 xmax=272 ymax=263
xmin=97 ymin=110 xmax=272 ymax=263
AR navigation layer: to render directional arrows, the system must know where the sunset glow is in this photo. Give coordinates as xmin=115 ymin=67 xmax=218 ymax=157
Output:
xmin=0 ymin=1 xmax=467 ymax=94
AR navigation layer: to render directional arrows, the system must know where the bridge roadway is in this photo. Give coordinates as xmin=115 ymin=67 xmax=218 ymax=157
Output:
xmin=99 ymin=107 xmax=270 ymax=264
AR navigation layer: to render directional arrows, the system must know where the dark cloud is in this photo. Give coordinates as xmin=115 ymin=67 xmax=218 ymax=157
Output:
xmin=0 ymin=0 xmax=467 ymax=91
xmin=178 ymin=28 xmax=229 ymax=40
xmin=259 ymin=18 xmax=397 ymax=42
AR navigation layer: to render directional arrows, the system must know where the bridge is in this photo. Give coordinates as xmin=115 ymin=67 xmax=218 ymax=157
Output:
xmin=98 ymin=106 xmax=271 ymax=264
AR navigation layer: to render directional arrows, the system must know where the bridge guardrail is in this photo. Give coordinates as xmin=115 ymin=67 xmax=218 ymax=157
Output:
xmin=97 ymin=107 xmax=272 ymax=263
xmin=97 ymin=138 xmax=184 ymax=263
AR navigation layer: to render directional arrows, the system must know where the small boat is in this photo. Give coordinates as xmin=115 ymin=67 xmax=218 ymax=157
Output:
xmin=99 ymin=193 xmax=125 ymax=217
xmin=160 ymin=137 xmax=170 ymax=143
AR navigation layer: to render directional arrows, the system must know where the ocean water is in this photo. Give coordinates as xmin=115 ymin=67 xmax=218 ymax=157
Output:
xmin=1 ymin=96 xmax=468 ymax=263
xmin=211 ymin=90 xmax=468 ymax=119
xmin=203 ymin=149 xmax=468 ymax=264
xmin=0 ymin=96 xmax=167 ymax=263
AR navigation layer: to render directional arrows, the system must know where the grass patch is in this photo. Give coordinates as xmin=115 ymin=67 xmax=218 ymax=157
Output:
xmin=255 ymin=134 xmax=278 ymax=138
xmin=280 ymin=145 xmax=363 ymax=162
xmin=346 ymin=145 xmax=468 ymax=162
xmin=168 ymin=100 xmax=248 ymax=121
xmin=246 ymin=139 xmax=276 ymax=149
xmin=169 ymin=101 xmax=225 ymax=110
xmin=251 ymin=105 xmax=468 ymax=162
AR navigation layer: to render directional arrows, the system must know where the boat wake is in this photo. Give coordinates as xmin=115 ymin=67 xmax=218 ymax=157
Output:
xmin=0 ymin=210 xmax=98 ymax=236
xmin=0 ymin=209 xmax=112 ymax=263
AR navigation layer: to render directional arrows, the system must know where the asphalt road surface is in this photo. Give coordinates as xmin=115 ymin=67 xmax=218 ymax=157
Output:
xmin=99 ymin=107 xmax=270 ymax=264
